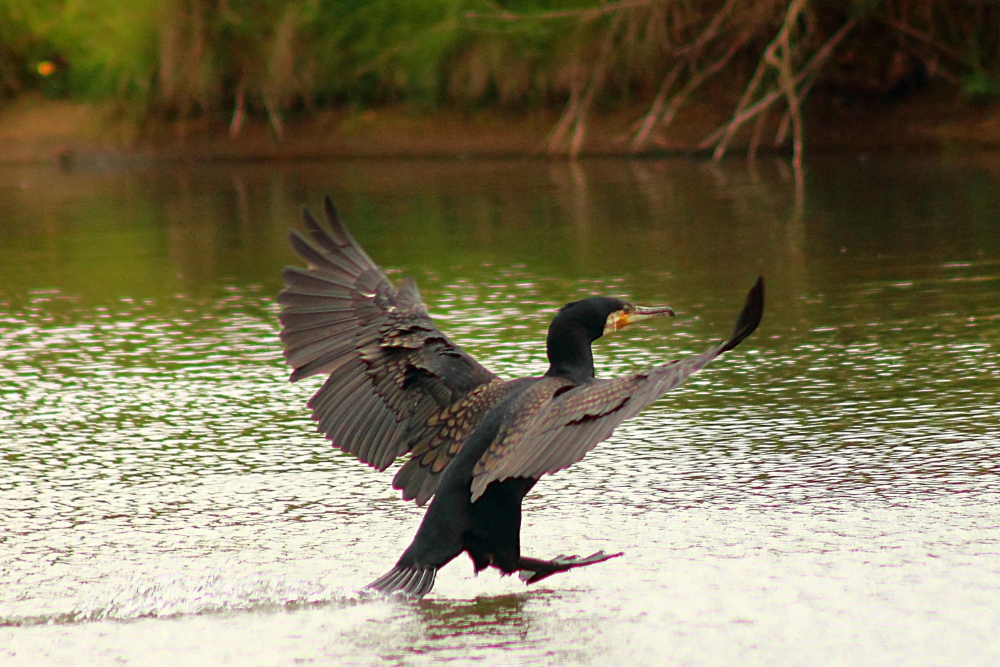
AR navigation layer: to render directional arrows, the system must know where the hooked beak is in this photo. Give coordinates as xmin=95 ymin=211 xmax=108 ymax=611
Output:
xmin=612 ymin=304 xmax=675 ymax=332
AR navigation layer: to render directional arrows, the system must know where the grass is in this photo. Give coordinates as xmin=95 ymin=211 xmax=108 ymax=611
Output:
xmin=1 ymin=0 xmax=998 ymax=156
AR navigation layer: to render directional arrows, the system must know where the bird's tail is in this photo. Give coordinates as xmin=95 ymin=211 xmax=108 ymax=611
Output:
xmin=721 ymin=276 xmax=764 ymax=353
xmin=366 ymin=565 xmax=437 ymax=598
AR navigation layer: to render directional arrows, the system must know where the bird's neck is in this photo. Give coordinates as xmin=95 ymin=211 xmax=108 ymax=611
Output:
xmin=544 ymin=326 xmax=596 ymax=384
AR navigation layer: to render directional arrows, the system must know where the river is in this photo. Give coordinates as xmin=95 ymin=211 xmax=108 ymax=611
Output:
xmin=1 ymin=155 xmax=999 ymax=665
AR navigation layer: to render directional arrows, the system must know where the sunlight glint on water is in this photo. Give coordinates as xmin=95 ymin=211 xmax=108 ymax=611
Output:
xmin=1 ymin=157 xmax=999 ymax=666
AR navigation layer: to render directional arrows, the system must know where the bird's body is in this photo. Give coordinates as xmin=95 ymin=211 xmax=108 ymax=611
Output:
xmin=279 ymin=197 xmax=763 ymax=597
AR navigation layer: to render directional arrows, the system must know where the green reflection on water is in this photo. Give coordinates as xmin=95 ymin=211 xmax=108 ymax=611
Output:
xmin=0 ymin=156 xmax=999 ymax=659
xmin=2 ymin=157 xmax=998 ymax=308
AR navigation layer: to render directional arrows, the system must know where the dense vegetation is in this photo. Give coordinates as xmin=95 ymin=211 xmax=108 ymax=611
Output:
xmin=1 ymin=0 xmax=998 ymax=156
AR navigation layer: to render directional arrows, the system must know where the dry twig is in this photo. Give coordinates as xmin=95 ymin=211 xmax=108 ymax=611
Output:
xmin=711 ymin=0 xmax=807 ymax=163
xmin=629 ymin=0 xmax=744 ymax=152
xmin=700 ymin=15 xmax=858 ymax=158
xmin=548 ymin=13 xmax=624 ymax=157
xmin=466 ymin=0 xmax=653 ymax=23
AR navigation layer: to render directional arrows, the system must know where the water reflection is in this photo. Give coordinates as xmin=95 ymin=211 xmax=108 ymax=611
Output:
xmin=1 ymin=157 xmax=999 ymax=665
xmin=415 ymin=594 xmax=531 ymax=643
xmin=366 ymin=595 xmax=536 ymax=664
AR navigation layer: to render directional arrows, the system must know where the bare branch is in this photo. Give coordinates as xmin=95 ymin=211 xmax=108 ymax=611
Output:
xmin=701 ymin=15 xmax=858 ymax=157
xmin=467 ymin=0 xmax=655 ymax=23
xmin=630 ymin=61 xmax=685 ymax=151
xmin=548 ymin=12 xmax=624 ymax=157
xmin=628 ymin=0 xmax=745 ymax=152
xmin=880 ymin=17 xmax=965 ymax=64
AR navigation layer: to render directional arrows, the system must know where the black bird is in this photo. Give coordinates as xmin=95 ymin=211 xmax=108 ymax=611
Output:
xmin=279 ymin=197 xmax=764 ymax=597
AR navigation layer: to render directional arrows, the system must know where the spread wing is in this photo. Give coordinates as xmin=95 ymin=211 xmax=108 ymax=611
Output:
xmin=279 ymin=197 xmax=498 ymax=490
xmin=470 ymin=277 xmax=764 ymax=500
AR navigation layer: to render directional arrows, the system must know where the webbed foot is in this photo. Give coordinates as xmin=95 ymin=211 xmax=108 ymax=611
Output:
xmin=517 ymin=550 xmax=623 ymax=585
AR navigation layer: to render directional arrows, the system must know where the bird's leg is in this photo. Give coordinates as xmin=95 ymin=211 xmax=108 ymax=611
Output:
xmin=516 ymin=551 xmax=623 ymax=585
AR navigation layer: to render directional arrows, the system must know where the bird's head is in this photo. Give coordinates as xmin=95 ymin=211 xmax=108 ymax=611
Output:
xmin=553 ymin=296 xmax=675 ymax=340
xmin=546 ymin=296 xmax=675 ymax=382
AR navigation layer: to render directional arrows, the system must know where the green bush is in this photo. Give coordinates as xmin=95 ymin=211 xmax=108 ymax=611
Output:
xmin=0 ymin=0 xmax=997 ymax=131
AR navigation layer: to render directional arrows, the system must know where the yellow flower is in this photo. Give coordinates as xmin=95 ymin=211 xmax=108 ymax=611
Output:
xmin=37 ymin=61 xmax=55 ymax=77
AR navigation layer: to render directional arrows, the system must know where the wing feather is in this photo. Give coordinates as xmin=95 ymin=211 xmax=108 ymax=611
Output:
xmin=350 ymin=410 xmax=383 ymax=461
xmin=470 ymin=278 xmax=764 ymax=500
xmin=280 ymin=197 xmax=498 ymax=500
xmin=289 ymin=232 xmax=361 ymax=279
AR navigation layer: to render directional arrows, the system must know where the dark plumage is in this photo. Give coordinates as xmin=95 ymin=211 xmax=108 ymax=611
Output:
xmin=279 ymin=197 xmax=764 ymax=597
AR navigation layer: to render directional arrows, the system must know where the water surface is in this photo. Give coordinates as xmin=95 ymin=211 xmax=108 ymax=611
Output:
xmin=1 ymin=156 xmax=999 ymax=665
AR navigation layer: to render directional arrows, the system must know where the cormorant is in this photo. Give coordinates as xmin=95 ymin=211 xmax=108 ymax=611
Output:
xmin=279 ymin=197 xmax=764 ymax=597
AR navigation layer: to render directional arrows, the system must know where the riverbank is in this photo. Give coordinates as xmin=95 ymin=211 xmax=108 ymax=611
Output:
xmin=2 ymin=89 xmax=999 ymax=166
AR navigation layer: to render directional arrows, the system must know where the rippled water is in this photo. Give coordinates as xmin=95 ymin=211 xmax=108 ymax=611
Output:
xmin=1 ymin=156 xmax=999 ymax=665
